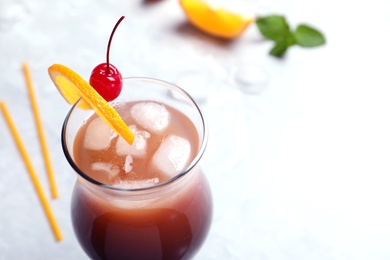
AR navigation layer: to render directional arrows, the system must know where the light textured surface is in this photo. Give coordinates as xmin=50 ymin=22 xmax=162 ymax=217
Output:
xmin=1 ymin=0 xmax=390 ymax=259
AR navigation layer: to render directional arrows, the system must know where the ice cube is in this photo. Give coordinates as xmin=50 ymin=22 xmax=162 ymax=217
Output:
xmin=152 ymin=135 xmax=191 ymax=178
xmin=130 ymin=102 xmax=170 ymax=134
xmin=116 ymin=125 xmax=150 ymax=158
xmin=84 ymin=117 xmax=117 ymax=150
xmin=112 ymin=175 xmax=160 ymax=189
xmin=91 ymin=162 xmax=120 ymax=178
xmin=124 ymin=155 xmax=133 ymax=173
xmin=109 ymin=176 xmax=160 ymax=208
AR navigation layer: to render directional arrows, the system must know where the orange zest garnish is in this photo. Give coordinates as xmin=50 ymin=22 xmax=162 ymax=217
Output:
xmin=48 ymin=64 xmax=134 ymax=145
xmin=179 ymin=0 xmax=254 ymax=39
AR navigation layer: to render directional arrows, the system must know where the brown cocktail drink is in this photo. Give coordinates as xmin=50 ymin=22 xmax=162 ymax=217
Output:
xmin=62 ymin=77 xmax=212 ymax=260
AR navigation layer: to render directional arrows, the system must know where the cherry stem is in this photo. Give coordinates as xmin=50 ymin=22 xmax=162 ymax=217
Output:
xmin=106 ymin=16 xmax=125 ymax=74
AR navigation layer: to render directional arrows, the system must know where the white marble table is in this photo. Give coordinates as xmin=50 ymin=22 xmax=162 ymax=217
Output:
xmin=1 ymin=0 xmax=390 ymax=259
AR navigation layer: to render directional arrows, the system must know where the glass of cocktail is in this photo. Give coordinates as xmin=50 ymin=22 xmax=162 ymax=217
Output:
xmin=61 ymin=76 xmax=212 ymax=260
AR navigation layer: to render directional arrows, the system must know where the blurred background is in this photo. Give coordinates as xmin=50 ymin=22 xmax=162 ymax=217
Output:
xmin=1 ymin=0 xmax=390 ymax=259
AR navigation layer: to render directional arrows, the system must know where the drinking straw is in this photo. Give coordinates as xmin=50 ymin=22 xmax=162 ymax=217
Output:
xmin=0 ymin=101 xmax=63 ymax=242
xmin=22 ymin=62 xmax=59 ymax=199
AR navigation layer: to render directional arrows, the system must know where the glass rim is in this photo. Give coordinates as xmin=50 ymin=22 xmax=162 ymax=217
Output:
xmin=61 ymin=76 xmax=208 ymax=192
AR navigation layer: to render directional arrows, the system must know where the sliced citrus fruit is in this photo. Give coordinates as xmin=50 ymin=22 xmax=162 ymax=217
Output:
xmin=179 ymin=0 xmax=254 ymax=39
xmin=48 ymin=64 xmax=134 ymax=145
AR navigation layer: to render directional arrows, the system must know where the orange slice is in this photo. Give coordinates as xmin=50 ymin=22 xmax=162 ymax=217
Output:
xmin=48 ymin=64 xmax=134 ymax=145
xmin=179 ymin=0 xmax=254 ymax=39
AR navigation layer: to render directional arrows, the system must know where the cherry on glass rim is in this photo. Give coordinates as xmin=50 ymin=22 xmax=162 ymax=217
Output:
xmin=89 ymin=16 xmax=125 ymax=102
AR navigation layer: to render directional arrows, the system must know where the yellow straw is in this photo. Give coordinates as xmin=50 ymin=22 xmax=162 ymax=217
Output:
xmin=22 ymin=62 xmax=59 ymax=199
xmin=0 ymin=101 xmax=63 ymax=242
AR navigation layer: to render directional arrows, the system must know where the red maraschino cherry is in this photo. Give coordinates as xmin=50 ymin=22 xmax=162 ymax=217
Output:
xmin=89 ymin=16 xmax=125 ymax=102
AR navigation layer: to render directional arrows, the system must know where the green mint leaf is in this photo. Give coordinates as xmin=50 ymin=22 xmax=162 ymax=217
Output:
xmin=269 ymin=41 xmax=289 ymax=57
xmin=294 ymin=24 xmax=326 ymax=47
xmin=269 ymin=33 xmax=296 ymax=58
xmin=255 ymin=15 xmax=290 ymax=42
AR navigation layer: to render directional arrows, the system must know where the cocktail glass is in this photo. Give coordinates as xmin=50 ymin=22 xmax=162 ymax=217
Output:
xmin=61 ymin=77 xmax=212 ymax=260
